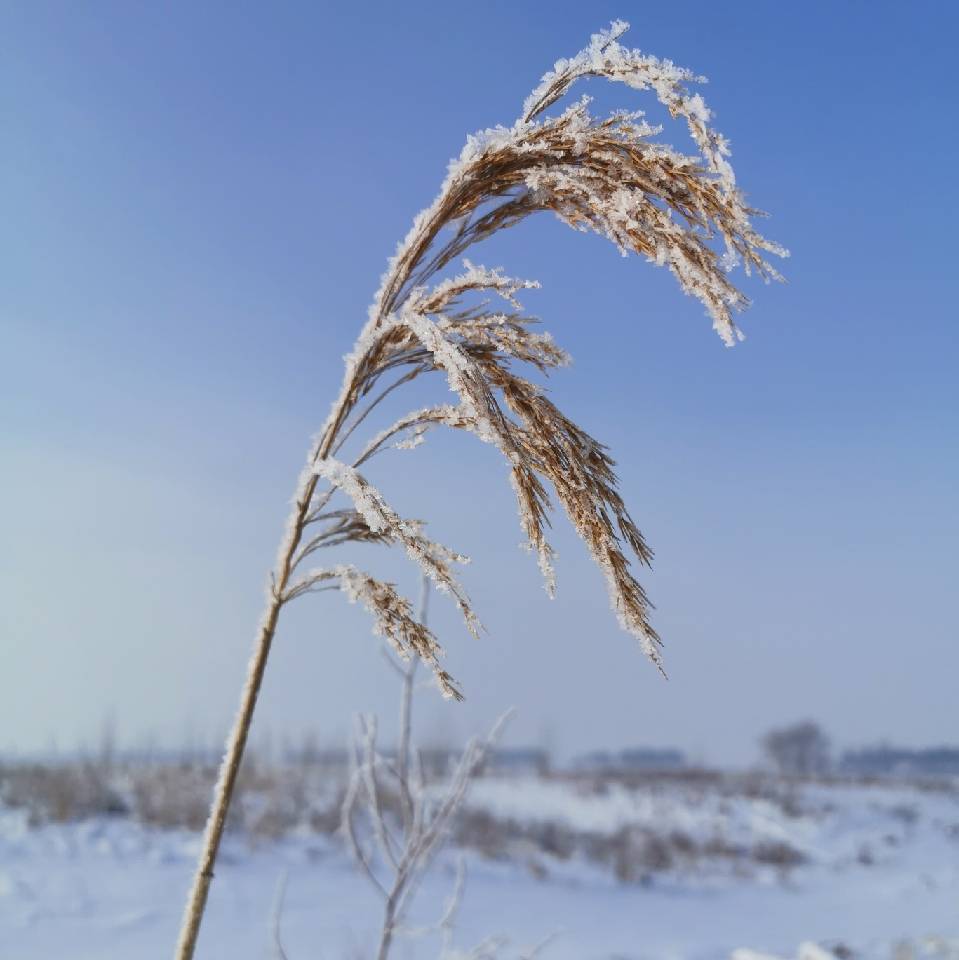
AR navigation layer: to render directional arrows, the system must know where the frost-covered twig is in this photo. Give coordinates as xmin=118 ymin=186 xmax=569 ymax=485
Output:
xmin=342 ymin=689 xmax=511 ymax=960
xmin=342 ymin=580 xmax=543 ymax=960
xmin=269 ymin=870 xmax=290 ymax=960
xmin=176 ymin=21 xmax=785 ymax=957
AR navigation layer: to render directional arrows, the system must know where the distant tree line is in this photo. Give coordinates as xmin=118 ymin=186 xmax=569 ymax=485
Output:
xmin=759 ymin=719 xmax=959 ymax=779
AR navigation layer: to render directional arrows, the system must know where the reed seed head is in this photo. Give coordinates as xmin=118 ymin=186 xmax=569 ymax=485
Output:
xmin=286 ymin=21 xmax=786 ymax=695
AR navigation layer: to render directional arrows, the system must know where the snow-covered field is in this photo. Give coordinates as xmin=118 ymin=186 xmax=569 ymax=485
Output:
xmin=1 ymin=774 xmax=958 ymax=960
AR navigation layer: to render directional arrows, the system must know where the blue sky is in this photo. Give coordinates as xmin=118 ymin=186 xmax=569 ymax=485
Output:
xmin=2 ymin=1 xmax=957 ymax=764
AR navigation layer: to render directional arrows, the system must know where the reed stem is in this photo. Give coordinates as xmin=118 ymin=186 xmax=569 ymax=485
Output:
xmin=174 ymin=470 xmax=319 ymax=959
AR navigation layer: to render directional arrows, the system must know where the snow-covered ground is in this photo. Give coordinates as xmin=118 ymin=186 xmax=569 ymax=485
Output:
xmin=1 ymin=775 xmax=958 ymax=959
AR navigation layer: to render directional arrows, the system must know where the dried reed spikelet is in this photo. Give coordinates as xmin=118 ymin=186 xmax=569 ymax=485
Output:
xmin=176 ymin=23 xmax=786 ymax=959
xmin=312 ymin=458 xmax=479 ymax=645
xmin=286 ymin=565 xmax=461 ymax=701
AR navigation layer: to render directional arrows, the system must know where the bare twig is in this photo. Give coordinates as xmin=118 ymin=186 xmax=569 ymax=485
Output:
xmin=269 ymin=870 xmax=290 ymax=960
xmin=342 ymin=754 xmax=388 ymax=900
xmin=341 ymin=577 xmax=517 ymax=960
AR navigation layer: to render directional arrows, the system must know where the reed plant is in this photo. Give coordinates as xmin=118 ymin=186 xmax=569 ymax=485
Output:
xmin=175 ymin=21 xmax=785 ymax=958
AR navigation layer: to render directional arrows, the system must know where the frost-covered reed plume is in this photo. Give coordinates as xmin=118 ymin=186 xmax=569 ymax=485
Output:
xmin=175 ymin=21 xmax=785 ymax=959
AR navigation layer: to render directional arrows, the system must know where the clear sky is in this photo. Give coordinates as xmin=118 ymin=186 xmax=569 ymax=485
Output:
xmin=2 ymin=1 xmax=957 ymax=765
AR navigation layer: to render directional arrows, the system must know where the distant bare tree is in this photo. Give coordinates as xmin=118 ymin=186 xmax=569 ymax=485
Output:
xmin=762 ymin=721 xmax=831 ymax=777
